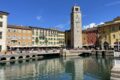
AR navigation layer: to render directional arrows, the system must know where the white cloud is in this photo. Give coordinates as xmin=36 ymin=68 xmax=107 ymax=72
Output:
xmin=55 ymin=24 xmax=65 ymax=29
xmin=36 ymin=16 xmax=42 ymax=20
xmin=83 ymin=23 xmax=96 ymax=29
xmin=52 ymin=21 xmax=104 ymax=31
xmin=55 ymin=24 xmax=69 ymax=31
xmin=53 ymin=21 xmax=70 ymax=31
xmin=83 ymin=22 xmax=104 ymax=29
xmin=105 ymin=1 xmax=120 ymax=7
xmin=99 ymin=22 xmax=104 ymax=25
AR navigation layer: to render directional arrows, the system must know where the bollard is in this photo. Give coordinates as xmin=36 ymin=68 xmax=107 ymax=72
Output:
xmin=102 ymin=51 xmax=105 ymax=57
xmin=96 ymin=51 xmax=98 ymax=56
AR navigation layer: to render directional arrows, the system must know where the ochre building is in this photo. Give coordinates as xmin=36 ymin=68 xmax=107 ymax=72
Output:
xmin=98 ymin=17 xmax=120 ymax=48
xmin=7 ymin=25 xmax=32 ymax=48
xmin=30 ymin=27 xmax=65 ymax=48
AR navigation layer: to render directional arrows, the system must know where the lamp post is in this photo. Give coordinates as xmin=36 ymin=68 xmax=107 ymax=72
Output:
xmin=64 ymin=43 xmax=66 ymax=49
xmin=118 ymin=34 xmax=120 ymax=51
xmin=44 ymin=36 xmax=48 ymax=48
xmin=96 ymin=31 xmax=100 ymax=50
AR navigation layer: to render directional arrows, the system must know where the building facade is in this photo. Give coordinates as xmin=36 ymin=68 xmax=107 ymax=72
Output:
xmin=81 ymin=17 xmax=120 ymax=49
xmin=6 ymin=25 xmax=65 ymax=50
xmin=71 ymin=6 xmax=82 ymax=48
xmin=98 ymin=17 xmax=120 ymax=49
xmin=30 ymin=27 xmax=65 ymax=48
xmin=7 ymin=25 xmax=32 ymax=49
xmin=65 ymin=30 xmax=71 ymax=48
xmin=0 ymin=11 xmax=9 ymax=52
xmin=82 ymin=27 xmax=98 ymax=48
xmin=82 ymin=30 xmax=87 ymax=46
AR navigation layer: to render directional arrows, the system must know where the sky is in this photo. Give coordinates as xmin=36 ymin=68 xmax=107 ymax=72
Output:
xmin=0 ymin=0 xmax=120 ymax=30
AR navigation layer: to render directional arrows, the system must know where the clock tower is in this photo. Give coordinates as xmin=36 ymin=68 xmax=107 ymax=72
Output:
xmin=71 ymin=5 xmax=82 ymax=48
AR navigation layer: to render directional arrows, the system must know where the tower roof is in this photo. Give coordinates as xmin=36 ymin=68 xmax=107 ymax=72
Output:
xmin=72 ymin=5 xmax=81 ymax=13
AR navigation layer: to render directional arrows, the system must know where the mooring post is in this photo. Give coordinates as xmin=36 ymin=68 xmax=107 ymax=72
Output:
xmin=102 ymin=51 xmax=105 ymax=57
xmin=96 ymin=51 xmax=98 ymax=56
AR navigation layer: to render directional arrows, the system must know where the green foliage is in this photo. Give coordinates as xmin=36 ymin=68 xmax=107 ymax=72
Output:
xmin=35 ymin=37 xmax=39 ymax=44
xmin=45 ymin=38 xmax=48 ymax=45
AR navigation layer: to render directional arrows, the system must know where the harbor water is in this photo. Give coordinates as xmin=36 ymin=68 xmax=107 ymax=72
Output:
xmin=0 ymin=56 xmax=115 ymax=80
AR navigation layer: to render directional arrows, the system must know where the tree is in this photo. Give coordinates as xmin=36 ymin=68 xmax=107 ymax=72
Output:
xmin=44 ymin=37 xmax=48 ymax=46
xmin=35 ymin=37 xmax=39 ymax=45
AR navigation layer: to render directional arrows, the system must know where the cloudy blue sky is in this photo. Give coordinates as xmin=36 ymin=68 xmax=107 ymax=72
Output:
xmin=0 ymin=0 xmax=120 ymax=30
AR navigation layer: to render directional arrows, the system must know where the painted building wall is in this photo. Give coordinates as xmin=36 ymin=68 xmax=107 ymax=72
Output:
xmin=110 ymin=23 xmax=120 ymax=48
xmin=98 ymin=17 xmax=120 ymax=48
xmin=98 ymin=25 xmax=111 ymax=49
xmin=31 ymin=27 xmax=65 ymax=47
xmin=82 ymin=28 xmax=98 ymax=47
xmin=82 ymin=30 xmax=88 ymax=46
xmin=0 ymin=12 xmax=8 ymax=52
xmin=86 ymin=28 xmax=98 ymax=46
xmin=7 ymin=25 xmax=32 ymax=48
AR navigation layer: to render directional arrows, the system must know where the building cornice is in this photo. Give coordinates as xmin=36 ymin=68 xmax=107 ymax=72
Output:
xmin=0 ymin=11 xmax=9 ymax=15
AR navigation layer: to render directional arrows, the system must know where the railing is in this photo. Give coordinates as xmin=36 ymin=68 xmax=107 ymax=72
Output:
xmin=0 ymin=50 xmax=60 ymax=57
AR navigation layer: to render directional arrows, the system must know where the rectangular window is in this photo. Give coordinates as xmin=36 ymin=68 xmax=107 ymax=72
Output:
xmin=36 ymin=32 xmax=38 ymax=35
xmin=32 ymin=30 xmax=34 ymax=34
xmin=32 ymin=41 xmax=34 ymax=45
xmin=75 ymin=8 xmax=79 ymax=11
xmin=14 ymin=30 xmax=16 ymax=32
xmin=18 ymin=42 xmax=20 ymax=45
xmin=112 ymin=27 xmax=115 ymax=31
xmin=0 ymin=22 xmax=3 ymax=27
xmin=8 ymin=29 xmax=10 ymax=32
xmin=113 ymin=34 xmax=115 ymax=39
xmin=0 ymin=32 xmax=2 ymax=39
xmin=0 ymin=15 xmax=3 ymax=18
xmin=0 ymin=45 xmax=2 ymax=51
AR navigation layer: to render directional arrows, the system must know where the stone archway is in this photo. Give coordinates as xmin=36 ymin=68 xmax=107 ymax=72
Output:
xmin=10 ymin=56 xmax=16 ymax=60
xmin=26 ymin=55 xmax=30 ymax=58
xmin=19 ymin=56 xmax=23 ymax=59
xmin=0 ymin=57 xmax=6 ymax=61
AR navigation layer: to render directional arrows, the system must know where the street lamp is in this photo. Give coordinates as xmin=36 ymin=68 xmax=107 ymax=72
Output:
xmin=96 ymin=32 xmax=100 ymax=50
xmin=44 ymin=36 xmax=48 ymax=48
xmin=64 ymin=43 xmax=66 ymax=49
xmin=117 ymin=34 xmax=120 ymax=51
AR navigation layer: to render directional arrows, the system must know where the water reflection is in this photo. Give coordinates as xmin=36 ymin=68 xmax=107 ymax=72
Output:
xmin=111 ymin=58 xmax=120 ymax=80
xmin=0 ymin=56 xmax=114 ymax=80
xmin=84 ymin=56 xmax=113 ymax=80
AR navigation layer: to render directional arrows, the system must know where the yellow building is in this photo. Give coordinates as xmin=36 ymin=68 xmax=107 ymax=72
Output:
xmin=82 ymin=30 xmax=87 ymax=46
xmin=98 ymin=17 xmax=120 ymax=48
xmin=57 ymin=31 xmax=65 ymax=47
xmin=30 ymin=27 xmax=65 ymax=48
xmin=7 ymin=25 xmax=32 ymax=49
